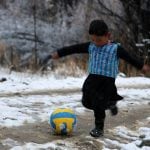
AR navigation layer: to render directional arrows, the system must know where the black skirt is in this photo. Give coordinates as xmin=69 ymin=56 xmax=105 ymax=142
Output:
xmin=82 ymin=74 xmax=123 ymax=110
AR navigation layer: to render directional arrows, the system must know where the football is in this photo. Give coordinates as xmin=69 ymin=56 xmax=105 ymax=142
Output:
xmin=49 ymin=108 xmax=77 ymax=135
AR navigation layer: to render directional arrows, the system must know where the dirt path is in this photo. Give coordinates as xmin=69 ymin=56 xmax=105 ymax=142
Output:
xmin=0 ymin=83 xmax=150 ymax=97
xmin=0 ymin=103 xmax=149 ymax=150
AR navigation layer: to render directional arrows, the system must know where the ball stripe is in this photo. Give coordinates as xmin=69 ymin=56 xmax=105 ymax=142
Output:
xmin=52 ymin=108 xmax=74 ymax=114
xmin=51 ymin=112 xmax=76 ymax=119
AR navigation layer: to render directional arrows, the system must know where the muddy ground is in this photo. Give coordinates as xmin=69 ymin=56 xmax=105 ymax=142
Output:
xmin=0 ymin=102 xmax=149 ymax=150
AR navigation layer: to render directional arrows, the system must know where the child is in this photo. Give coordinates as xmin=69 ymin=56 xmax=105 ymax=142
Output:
xmin=42 ymin=20 xmax=150 ymax=137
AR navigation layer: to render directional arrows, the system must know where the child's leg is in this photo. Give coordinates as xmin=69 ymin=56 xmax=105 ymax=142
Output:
xmin=109 ymin=104 xmax=118 ymax=116
xmin=108 ymin=101 xmax=118 ymax=116
xmin=94 ymin=109 xmax=105 ymax=130
xmin=90 ymin=109 xmax=106 ymax=137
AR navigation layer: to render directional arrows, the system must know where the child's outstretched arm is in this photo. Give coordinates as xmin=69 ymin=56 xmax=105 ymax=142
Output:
xmin=52 ymin=42 xmax=90 ymax=58
xmin=41 ymin=42 xmax=90 ymax=65
xmin=117 ymin=45 xmax=150 ymax=74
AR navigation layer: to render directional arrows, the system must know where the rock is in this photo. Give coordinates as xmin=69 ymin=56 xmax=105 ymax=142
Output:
xmin=0 ymin=77 xmax=7 ymax=82
xmin=139 ymin=139 xmax=150 ymax=147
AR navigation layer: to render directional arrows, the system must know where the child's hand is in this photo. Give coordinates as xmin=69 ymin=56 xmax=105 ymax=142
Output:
xmin=40 ymin=52 xmax=59 ymax=66
xmin=51 ymin=52 xmax=59 ymax=59
xmin=142 ymin=64 xmax=150 ymax=74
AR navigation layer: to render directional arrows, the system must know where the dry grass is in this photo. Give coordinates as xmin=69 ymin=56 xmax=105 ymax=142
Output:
xmin=52 ymin=56 xmax=87 ymax=77
xmin=0 ymin=42 xmax=148 ymax=76
xmin=0 ymin=42 xmax=7 ymax=64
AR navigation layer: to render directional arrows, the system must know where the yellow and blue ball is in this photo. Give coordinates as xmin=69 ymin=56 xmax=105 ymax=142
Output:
xmin=49 ymin=108 xmax=77 ymax=135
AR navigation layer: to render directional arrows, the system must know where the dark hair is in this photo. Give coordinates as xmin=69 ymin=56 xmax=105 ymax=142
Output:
xmin=89 ymin=20 xmax=108 ymax=36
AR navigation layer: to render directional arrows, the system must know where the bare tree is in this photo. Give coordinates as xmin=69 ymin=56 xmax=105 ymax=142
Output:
xmin=32 ymin=0 xmax=38 ymax=71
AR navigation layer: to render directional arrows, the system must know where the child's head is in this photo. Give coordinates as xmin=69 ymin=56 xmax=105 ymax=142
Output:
xmin=89 ymin=20 xmax=110 ymax=46
xmin=89 ymin=20 xmax=108 ymax=36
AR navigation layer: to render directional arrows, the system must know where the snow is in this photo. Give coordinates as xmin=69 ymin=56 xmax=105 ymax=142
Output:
xmin=0 ymin=68 xmax=150 ymax=150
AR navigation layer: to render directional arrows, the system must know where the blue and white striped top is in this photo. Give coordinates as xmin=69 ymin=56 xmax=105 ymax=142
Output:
xmin=88 ymin=43 xmax=119 ymax=78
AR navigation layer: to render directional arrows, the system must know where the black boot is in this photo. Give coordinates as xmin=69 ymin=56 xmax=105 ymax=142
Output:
xmin=110 ymin=105 xmax=118 ymax=116
xmin=90 ymin=128 xmax=104 ymax=137
xmin=90 ymin=119 xmax=104 ymax=137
